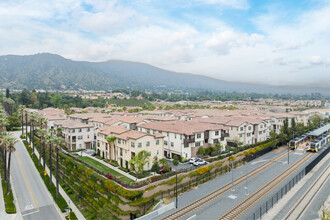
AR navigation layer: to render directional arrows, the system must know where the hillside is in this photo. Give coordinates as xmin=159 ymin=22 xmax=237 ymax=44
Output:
xmin=0 ymin=53 xmax=328 ymax=95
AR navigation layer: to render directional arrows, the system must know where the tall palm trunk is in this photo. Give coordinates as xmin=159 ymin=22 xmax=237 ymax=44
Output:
xmin=49 ymin=145 xmax=52 ymax=186
xmin=39 ymin=141 xmax=42 ymax=166
xmin=6 ymin=151 xmax=12 ymax=195
xmin=56 ymin=148 xmax=59 ymax=198
xmin=32 ymin=122 xmax=34 ymax=158
xmin=4 ymin=148 xmax=7 ymax=182
xmin=43 ymin=143 xmax=46 ymax=171
xmin=21 ymin=111 xmax=23 ymax=135
xmin=25 ymin=114 xmax=28 ymax=142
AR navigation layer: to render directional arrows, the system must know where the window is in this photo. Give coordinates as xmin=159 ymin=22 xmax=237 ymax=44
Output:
xmin=184 ymin=143 xmax=189 ymax=148
xmin=240 ymin=127 xmax=244 ymax=131
xmin=79 ymin=144 xmax=82 ymax=148
xmin=157 ymin=150 xmax=159 ymax=155
xmin=214 ymin=139 xmax=218 ymax=144
xmin=248 ymin=126 xmax=252 ymax=130
xmin=72 ymin=129 xmax=75 ymax=133
xmin=120 ymin=148 xmax=123 ymax=156
xmin=156 ymin=140 xmax=159 ymax=145
xmin=175 ymin=134 xmax=177 ymax=139
xmin=164 ymin=141 xmax=168 ymax=145
xmin=138 ymin=143 xmax=142 ymax=148
xmin=78 ymin=136 xmax=83 ymax=140
xmin=259 ymin=131 xmax=262 ymax=135
xmin=79 ymin=128 xmax=82 ymax=132
xmin=146 ymin=141 xmax=150 ymax=147
xmin=171 ymin=142 xmax=174 ymax=147
xmin=260 ymin=124 xmax=263 ymax=129
xmin=147 ymin=129 xmax=150 ymax=134
xmin=131 ymin=142 xmax=135 ymax=148
xmin=215 ymin=131 xmax=219 ymax=136
xmin=195 ymin=142 xmax=200 ymax=147
xmin=118 ymin=139 xmax=121 ymax=144
xmin=87 ymin=135 xmax=89 ymax=139
xmin=87 ymin=128 xmax=90 ymax=132
xmin=239 ymin=134 xmax=243 ymax=138
xmin=247 ymin=133 xmax=251 ymax=137
xmin=197 ymin=133 xmax=201 ymax=138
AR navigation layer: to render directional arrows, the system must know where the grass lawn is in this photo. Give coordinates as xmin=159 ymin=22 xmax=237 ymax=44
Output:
xmin=78 ymin=156 xmax=134 ymax=184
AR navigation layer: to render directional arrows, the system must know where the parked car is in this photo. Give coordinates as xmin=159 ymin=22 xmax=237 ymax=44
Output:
xmin=193 ymin=159 xmax=207 ymax=166
xmin=189 ymin=157 xmax=199 ymax=164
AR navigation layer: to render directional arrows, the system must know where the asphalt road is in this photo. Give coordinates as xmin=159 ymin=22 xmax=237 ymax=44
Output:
xmin=155 ymin=146 xmax=320 ymax=220
xmin=10 ymin=131 xmax=62 ymax=220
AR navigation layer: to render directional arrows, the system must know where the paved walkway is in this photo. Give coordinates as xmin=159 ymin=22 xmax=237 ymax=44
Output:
xmin=84 ymin=154 xmax=154 ymax=182
xmin=27 ymin=133 xmax=85 ymax=220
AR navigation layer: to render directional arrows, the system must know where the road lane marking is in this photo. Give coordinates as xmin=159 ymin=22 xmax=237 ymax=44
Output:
xmin=21 ymin=209 xmax=39 ymax=217
xmin=15 ymin=151 xmax=40 ymax=211
xmin=186 ymin=214 xmax=196 ymax=220
xmin=228 ymin=195 xmax=237 ymax=199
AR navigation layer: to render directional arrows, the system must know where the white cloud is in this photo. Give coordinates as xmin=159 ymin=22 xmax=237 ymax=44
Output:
xmin=205 ymin=31 xmax=264 ymax=55
xmin=310 ymin=56 xmax=322 ymax=65
xmin=195 ymin=0 xmax=249 ymax=9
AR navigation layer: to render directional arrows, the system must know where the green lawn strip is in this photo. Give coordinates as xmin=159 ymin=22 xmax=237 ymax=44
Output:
xmin=0 ymin=156 xmax=16 ymax=213
xmin=22 ymin=140 xmax=77 ymax=219
xmin=78 ymin=156 xmax=134 ymax=184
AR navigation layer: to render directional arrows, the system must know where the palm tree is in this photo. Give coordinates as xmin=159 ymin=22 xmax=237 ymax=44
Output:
xmin=5 ymin=134 xmax=17 ymax=194
xmin=25 ymin=110 xmax=28 ymax=142
xmin=17 ymin=105 xmax=25 ymax=135
xmin=29 ymin=112 xmax=38 ymax=158
xmin=1 ymin=132 xmax=9 ymax=182
xmin=53 ymin=136 xmax=64 ymax=198
xmin=48 ymin=135 xmax=55 ymax=186
xmin=106 ymin=136 xmax=116 ymax=160
xmin=38 ymin=129 xmax=47 ymax=166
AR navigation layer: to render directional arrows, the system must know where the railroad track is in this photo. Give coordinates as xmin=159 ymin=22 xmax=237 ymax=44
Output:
xmin=162 ymin=150 xmax=293 ymax=220
xmin=218 ymin=152 xmax=314 ymax=220
xmin=284 ymin=163 xmax=330 ymax=220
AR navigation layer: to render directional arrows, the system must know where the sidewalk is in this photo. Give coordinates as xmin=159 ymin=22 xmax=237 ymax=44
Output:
xmin=84 ymin=154 xmax=154 ymax=182
xmin=27 ymin=133 xmax=86 ymax=220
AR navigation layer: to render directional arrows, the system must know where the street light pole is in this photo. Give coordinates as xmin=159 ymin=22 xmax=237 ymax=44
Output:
xmin=175 ymin=173 xmax=178 ymax=209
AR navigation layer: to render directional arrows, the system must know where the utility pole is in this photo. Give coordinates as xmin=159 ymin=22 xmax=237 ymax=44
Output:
xmin=175 ymin=173 xmax=178 ymax=209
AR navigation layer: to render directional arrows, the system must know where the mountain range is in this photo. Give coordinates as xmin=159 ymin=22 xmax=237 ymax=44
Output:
xmin=0 ymin=53 xmax=328 ymax=95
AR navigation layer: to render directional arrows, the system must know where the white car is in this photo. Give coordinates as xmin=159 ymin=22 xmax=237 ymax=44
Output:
xmin=189 ymin=157 xmax=198 ymax=164
xmin=193 ymin=159 xmax=207 ymax=166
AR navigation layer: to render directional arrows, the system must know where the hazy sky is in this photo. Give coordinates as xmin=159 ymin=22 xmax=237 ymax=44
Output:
xmin=0 ymin=0 xmax=330 ymax=86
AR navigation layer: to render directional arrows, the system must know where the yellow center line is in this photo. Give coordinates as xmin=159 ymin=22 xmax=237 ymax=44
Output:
xmin=15 ymin=150 xmax=39 ymax=211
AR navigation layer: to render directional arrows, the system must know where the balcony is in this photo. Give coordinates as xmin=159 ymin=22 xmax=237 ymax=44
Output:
xmin=221 ymin=131 xmax=230 ymax=138
xmin=183 ymin=136 xmax=195 ymax=144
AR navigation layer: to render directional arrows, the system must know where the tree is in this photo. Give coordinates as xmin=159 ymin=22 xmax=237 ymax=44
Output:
xmin=47 ymin=135 xmax=55 ymax=186
xmin=5 ymin=116 xmax=21 ymax=131
xmin=173 ymin=155 xmax=179 ymax=166
xmin=37 ymin=129 xmax=47 ymax=166
xmin=106 ymin=136 xmax=116 ymax=161
xmin=291 ymin=118 xmax=296 ymax=133
xmin=197 ymin=146 xmax=205 ymax=156
xmin=151 ymin=156 xmax=160 ymax=173
xmin=129 ymin=150 xmax=151 ymax=180
xmin=0 ymin=132 xmax=9 ymax=182
xmin=5 ymin=88 xmax=10 ymax=98
xmin=17 ymin=105 xmax=25 ymax=134
xmin=4 ymin=133 xmax=17 ymax=194
xmin=53 ymin=137 xmax=65 ymax=198
xmin=215 ymin=142 xmax=223 ymax=154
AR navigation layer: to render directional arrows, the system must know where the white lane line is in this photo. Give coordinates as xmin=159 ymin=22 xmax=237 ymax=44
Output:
xmin=21 ymin=209 xmax=39 ymax=217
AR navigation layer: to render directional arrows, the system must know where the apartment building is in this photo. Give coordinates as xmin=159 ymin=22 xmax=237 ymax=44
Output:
xmin=137 ymin=120 xmax=228 ymax=159
xmin=96 ymin=126 xmax=128 ymax=160
xmin=54 ymin=120 xmax=93 ymax=150
xmin=115 ymin=130 xmax=164 ymax=170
